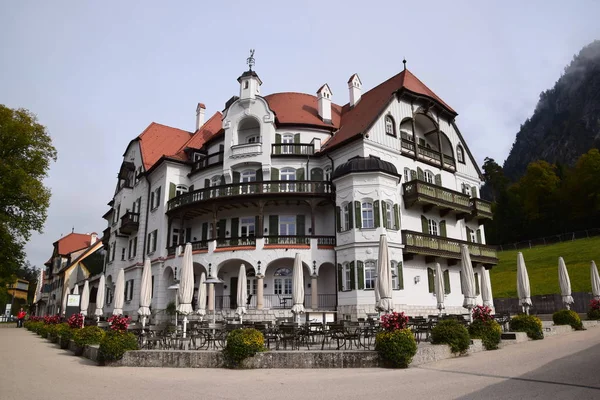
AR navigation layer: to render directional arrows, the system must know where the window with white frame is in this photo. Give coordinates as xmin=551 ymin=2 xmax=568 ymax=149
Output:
xmin=383 ymin=201 xmax=394 ymax=229
xmin=147 ymin=230 xmax=157 ymax=254
xmin=280 ymin=167 xmax=296 ymax=192
xmin=457 ymin=145 xmax=465 ymax=163
xmin=135 ymin=166 xmax=143 ymax=184
xmin=124 ymin=279 xmax=134 ymax=301
xmin=171 ymin=228 xmax=180 ymax=247
xmin=175 ymin=185 xmax=188 ymax=197
xmin=342 ymin=262 xmax=352 ymax=291
xmin=391 ymin=261 xmax=400 ymax=290
xmin=128 ymin=237 xmax=137 ymax=259
xmin=246 ymin=270 xmax=257 ymax=295
xmin=404 ymin=168 xmax=411 ymax=183
xmin=324 ymin=166 xmax=332 ymax=181
xmin=364 ymin=260 xmax=376 ymax=289
xmin=112 ymin=204 xmax=120 ymax=225
xmin=461 ymin=183 xmax=471 ymax=195
xmin=241 ymin=170 xmax=256 ymax=194
xmin=110 ymin=242 xmax=116 ymax=262
xmin=274 ymin=268 xmax=292 ymax=295
xmin=247 ymin=135 xmax=260 ymax=143
xmin=121 ymin=247 xmax=126 ymax=261
xmin=106 ymin=287 xmax=113 ymax=305
xmin=469 ymin=228 xmax=477 ymax=243
xmin=240 ymin=217 xmax=255 ymax=238
xmin=282 ymin=134 xmax=294 ymax=154
xmin=279 ymin=215 xmax=296 ymax=236
xmin=361 ymin=201 xmax=374 ymax=229
xmin=150 ymin=186 xmax=161 ymax=210
xmin=342 ymin=202 xmax=351 ymax=231
xmin=193 ymin=153 xmax=203 ymax=162
xmin=428 ymin=219 xmax=438 ymax=236
xmin=424 ymin=170 xmax=435 ymax=184
xmin=385 ymin=115 xmax=396 ymax=136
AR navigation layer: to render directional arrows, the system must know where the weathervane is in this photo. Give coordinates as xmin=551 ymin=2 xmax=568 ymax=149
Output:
xmin=247 ymin=49 xmax=256 ymax=71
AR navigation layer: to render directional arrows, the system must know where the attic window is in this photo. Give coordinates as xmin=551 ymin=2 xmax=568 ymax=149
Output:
xmin=385 ymin=116 xmax=396 ymax=137
xmin=457 ymin=145 xmax=465 ymax=164
xmin=244 ymin=81 xmax=249 ymax=89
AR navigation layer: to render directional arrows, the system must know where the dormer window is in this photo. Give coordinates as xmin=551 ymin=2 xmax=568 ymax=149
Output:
xmin=385 ymin=115 xmax=396 ymax=137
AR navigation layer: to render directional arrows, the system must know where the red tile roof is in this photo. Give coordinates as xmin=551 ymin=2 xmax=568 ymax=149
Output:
xmin=138 ymin=123 xmax=193 ymax=170
xmin=55 ymin=233 xmax=94 ymax=256
xmin=322 ymin=69 xmax=455 ymax=151
xmin=182 ymin=112 xmax=223 ymax=150
xmin=264 ymin=92 xmax=342 ymax=129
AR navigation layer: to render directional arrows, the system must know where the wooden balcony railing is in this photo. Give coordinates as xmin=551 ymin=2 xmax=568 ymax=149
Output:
xmin=402 ymin=230 xmax=498 ymax=265
xmin=442 ymin=154 xmax=456 ymax=170
xmin=167 ymin=180 xmax=333 ymax=213
xmin=167 ymin=240 xmax=209 ymax=256
xmin=403 ymin=179 xmax=472 ymax=214
xmin=417 ymin=145 xmax=442 ymax=163
xmin=191 ymin=151 xmax=224 ymax=173
xmin=119 ymin=211 xmax=140 ymax=234
xmin=471 ymin=198 xmax=493 ymax=221
xmin=271 ymin=143 xmax=315 ymax=156
xmin=264 ymin=235 xmax=311 ymax=245
xmin=217 ymin=237 xmax=257 ymax=248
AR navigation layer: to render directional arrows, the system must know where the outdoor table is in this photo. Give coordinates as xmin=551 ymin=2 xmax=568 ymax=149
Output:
xmin=195 ymin=326 xmax=225 ymax=350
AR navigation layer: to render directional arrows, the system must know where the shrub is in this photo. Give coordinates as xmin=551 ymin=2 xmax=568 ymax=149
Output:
xmin=46 ymin=323 xmax=59 ymax=339
xmin=73 ymin=326 xmax=106 ymax=347
xmin=472 ymin=305 xmax=494 ymax=322
xmin=223 ymin=328 xmax=265 ymax=368
xmin=552 ymin=309 xmax=583 ymax=330
xmin=380 ymin=312 xmax=409 ymax=332
xmin=468 ymin=319 xmax=502 ymax=350
xmin=107 ymin=315 xmax=131 ymax=332
xmin=67 ymin=313 xmax=84 ymax=329
xmin=98 ymin=331 xmax=139 ymax=363
xmin=38 ymin=324 xmax=49 ymax=338
xmin=587 ymin=299 xmax=600 ymax=320
xmin=375 ymin=329 xmax=417 ymax=368
xmin=431 ymin=319 xmax=471 ymax=354
xmin=28 ymin=321 xmax=43 ymax=333
xmin=509 ymin=314 xmax=544 ymax=340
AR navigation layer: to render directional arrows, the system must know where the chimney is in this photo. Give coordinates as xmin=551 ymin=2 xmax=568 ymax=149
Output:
xmin=196 ymin=103 xmax=206 ymax=130
xmin=348 ymin=73 xmax=362 ymax=107
xmin=317 ymin=84 xmax=332 ymax=122
xmin=90 ymin=232 xmax=98 ymax=244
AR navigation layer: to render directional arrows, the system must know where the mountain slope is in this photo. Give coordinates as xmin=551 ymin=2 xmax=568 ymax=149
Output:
xmin=503 ymin=40 xmax=600 ymax=181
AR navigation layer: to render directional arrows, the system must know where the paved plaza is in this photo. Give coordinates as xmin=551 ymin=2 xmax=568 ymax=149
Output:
xmin=1 ymin=327 xmax=600 ymax=400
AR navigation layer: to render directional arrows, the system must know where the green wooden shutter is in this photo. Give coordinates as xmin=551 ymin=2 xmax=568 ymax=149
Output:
xmin=397 ymin=261 xmax=404 ymax=290
xmin=348 ymin=204 xmax=354 ymax=229
xmin=434 ymin=174 xmax=442 ymax=186
xmin=230 ymin=218 xmax=239 ymax=245
xmin=169 ymin=183 xmax=176 ymax=199
xmin=381 ymin=201 xmax=388 ymax=229
xmin=357 ymin=261 xmax=364 ymax=290
xmin=217 ymin=219 xmax=226 ymax=239
xmin=460 ymin=271 xmax=464 ymax=294
xmin=337 ymin=264 xmax=343 ymax=292
xmin=349 ymin=261 xmax=356 ymax=290
xmin=410 ymin=169 xmax=417 ymax=181
xmin=466 ymin=227 xmax=472 ymax=242
xmin=274 ymin=134 xmax=281 ymax=154
xmin=296 ymin=168 xmax=305 ymax=181
xmin=476 ymin=229 xmax=482 ymax=244
xmin=421 ymin=215 xmax=429 ymax=234
xmin=269 ymin=215 xmax=278 ymax=237
xmin=188 ymin=185 xmax=194 ymax=193
xmin=201 ymin=223 xmax=208 ymax=241
xmin=354 ymin=201 xmax=362 ymax=228
xmin=336 ymin=206 xmax=342 ymax=232
xmin=256 ymin=168 xmax=263 ymax=181
xmin=393 ymin=204 xmax=400 ymax=230
xmin=443 ymin=270 xmax=451 ymax=294
xmin=417 ymin=167 xmax=424 ymax=181
xmin=475 ymin=273 xmax=480 ymax=295
xmin=270 ymin=168 xmax=279 ymax=193
xmin=439 ymin=220 xmax=447 ymax=237
xmin=373 ymin=200 xmax=380 ymax=227
xmin=296 ymin=215 xmax=305 ymax=236
xmin=311 ymin=168 xmax=323 ymax=181
xmin=156 ymin=187 xmax=161 ymax=207
xmin=471 ymin=186 xmax=478 ymax=198
xmin=233 ymin=171 xmax=240 ymax=182
xmin=293 ymin=133 xmax=300 ymax=153
xmin=232 ymin=171 xmax=240 ymax=195
xmin=428 ymin=268 xmax=434 ymax=293
xmin=204 ymin=178 xmax=210 ymax=188
xmin=185 ymin=228 xmax=191 ymax=243
xmin=254 ymin=216 xmax=260 ymax=237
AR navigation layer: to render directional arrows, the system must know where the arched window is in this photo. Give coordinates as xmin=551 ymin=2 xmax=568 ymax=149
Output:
xmin=324 ymin=166 xmax=332 ymax=181
xmin=175 ymin=184 xmax=188 ymax=197
xmin=238 ymin=117 xmax=260 ymax=144
xmin=382 ymin=201 xmax=394 ymax=229
xmin=457 ymin=145 xmax=465 ymax=164
xmin=385 ymin=115 xmax=396 ymax=136
xmin=342 ymin=262 xmax=352 ymax=291
xmin=428 ymin=218 xmax=438 ymax=236
xmin=361 ymin=201 xmax=374 ymax=229
xmin=274 ymin=267 xmax=292 ymax=295
xmin=210 ymin=175 xmax=222 ymax=186
xmin=246 ymin=269 xmax=257 ymax=295
xmin=282 ymin=134 xmax=294 ymax=154
xmin=280 ymin=167 xmax=296 ymax=192
xmin=342 ymin=202 xmax=351 ymax=231
xmin=364 ymin=260 xmax=376 ymax=289
xmin=424 ymin=170 xmax=435 ymax=184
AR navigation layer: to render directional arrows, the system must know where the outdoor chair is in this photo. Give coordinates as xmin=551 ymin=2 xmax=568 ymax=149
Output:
xmin=322 ymin=323 xmax=346 ymax=350
xmin=256 ymin=323 xmax=279 ymax=349
xmin=278 ymin=324 xmax=301 ymax=350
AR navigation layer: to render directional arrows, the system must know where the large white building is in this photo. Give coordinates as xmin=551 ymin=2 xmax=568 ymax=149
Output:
xmin=100 ymin=61 xmax=497 ymax=321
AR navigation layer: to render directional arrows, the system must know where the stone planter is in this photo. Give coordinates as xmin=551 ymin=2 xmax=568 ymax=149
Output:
xmin=48 ymin=334 xmax=58 ymax=343
xmin=68 ymin=340 xmax=85 ymax=356
xmin=59 ymin=336 xmax=70 ymax=349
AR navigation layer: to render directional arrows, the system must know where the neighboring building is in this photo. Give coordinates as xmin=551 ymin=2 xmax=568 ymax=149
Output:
xmin=7 ymin=278 xmax=29 ymax=301
xmin=101 ymin=60 xmax=497 ymax=321
xmin=39 ymin=232 xmax=104 ymax=316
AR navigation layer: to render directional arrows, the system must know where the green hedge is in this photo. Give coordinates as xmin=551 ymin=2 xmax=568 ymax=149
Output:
xmin=468 ymin=320 xmax=502 ymax=350
xmin=55 ymin=323 xmax=74 ymax=342
xmin=223 ymin=328 xmax=265 ymax=368
xmin=509 ymin=314 xmax=544 ymax=340
xmin=98 ymin=331 xmax=139 ymax=363
xmin=552 ymin=309 xmax=583 ymax=330
xmin=375 ymin=329 xmax=417 ymax=368
xmin=588 ymin=309 xmax=600 ymax=320
xmin=431 ymin=319 xmax=471 ymax=354
xmin=73 ymin=326 xmax=106 ymax=347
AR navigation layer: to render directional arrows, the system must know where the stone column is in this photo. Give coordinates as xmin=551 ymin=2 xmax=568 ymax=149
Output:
xmin=311 ymin=275 xmax=318 ymax=310
xmin=256 ymin=275 xmax=264 ymax=310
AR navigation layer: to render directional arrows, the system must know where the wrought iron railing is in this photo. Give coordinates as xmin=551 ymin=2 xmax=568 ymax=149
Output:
xmin=264 ymin=235 xmax=311 ymax=245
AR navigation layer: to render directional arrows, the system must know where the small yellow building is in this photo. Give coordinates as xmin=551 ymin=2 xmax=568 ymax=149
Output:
xmin=7 ymin=278 xmax=29 ymax=301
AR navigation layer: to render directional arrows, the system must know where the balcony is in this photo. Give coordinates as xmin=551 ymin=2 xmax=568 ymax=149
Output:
xmin=403 ymin=179 xmax=471 ymax=216
xmin=167 ymin=180 xmax=333 ymax=214
xmin=230 ymin=143 xmax=262 ymax=158
xmin=191 ymin=151 xmax=224 ymax=173
xmin=402 ymin=230 xmax=498 ymax=265
xmin=167 ymin=240 xmax=209 ymax=256
xmin=217 ymin=237 xmax=257 ymax=249
xmin=399 ymin=133 xmax=456 ymax=172
xmin=470 ymin=198 xmax=493 ymax=222
xmin=166 ymin=236 xmax=336 ymax=255
xmin=271 ymin=143 xmax=315 ymax=156
xmin=101 ymin=227 xmax=111 ymax=245
xmin=119 ymin=211 xmax=140 ymax=235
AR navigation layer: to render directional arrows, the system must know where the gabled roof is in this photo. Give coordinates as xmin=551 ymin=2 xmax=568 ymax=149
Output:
xmin=322 ymin=69 xmax=455 ymax=151
xmin=54 ymin=233 xmax=95 ymax=256
xmin=137 ymin=122 xmax=193 ymax=170
xmin=264 ymin=92 xmax=342 ymax=129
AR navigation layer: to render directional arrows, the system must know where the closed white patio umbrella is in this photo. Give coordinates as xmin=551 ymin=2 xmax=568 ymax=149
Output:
xmin=434 ymin=263 xmax=445 ymax=317
xmin=517 ymin=252 xmax=532 ymax=314
xmin=61 ymin=285 xmax=71 ymax=316
xmin=196 ymin=272 xmax=207 ymax=320
xmin=112 ymin=268 xmax=125 ymax=315
xmin=80 ymin=280 xmax=90 ymax=316
xmin=178 ymin=243 xmax=194 ymax=338
xmin=460 ymin=244 xmax=477 ymax=321
xmin=558 ymin=257 xmax=574 ymax=310
xmin=235 ymin=264 xmax=248 ymax=323
xmin=291 ymin=253 xmax=305 ymax=323
xmin=481 ymin=268 xmax=494 ymax=308
xmin=591 ymin=261 xmax=600 ymax=300
xmin=73 ymin=284 xmax=79 ymax=295
xmin=138 ymin=258 xmax=152 ymax=327
xmin=376 ymin=234 xmax=394 ymax=313
xmin=95 ymin=274 xmax=105 ymax=321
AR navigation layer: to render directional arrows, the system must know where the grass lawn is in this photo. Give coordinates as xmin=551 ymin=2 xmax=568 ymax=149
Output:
xmin=490 ymin=236 xmax=600 ymax=298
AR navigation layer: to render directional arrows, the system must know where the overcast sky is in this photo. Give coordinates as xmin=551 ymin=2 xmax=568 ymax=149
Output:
xmin=1 ymin=1 xmax=599 ymax=270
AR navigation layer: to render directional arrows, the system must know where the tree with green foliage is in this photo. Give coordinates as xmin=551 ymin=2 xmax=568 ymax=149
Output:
xmin=0 ymin=105 xmax=57 ymax=284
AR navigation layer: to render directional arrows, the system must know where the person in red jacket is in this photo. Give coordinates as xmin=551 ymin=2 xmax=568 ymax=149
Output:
xmin=16 ymin=308 xmax=26 ymax=328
